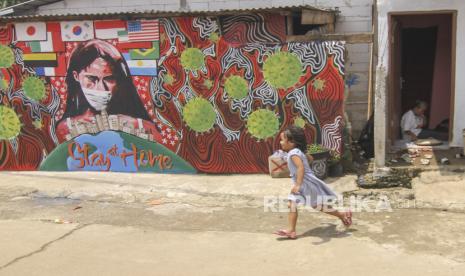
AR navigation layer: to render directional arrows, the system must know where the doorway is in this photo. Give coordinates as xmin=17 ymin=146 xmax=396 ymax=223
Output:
xmin=388 ymin=13 xmax=455 ymax=144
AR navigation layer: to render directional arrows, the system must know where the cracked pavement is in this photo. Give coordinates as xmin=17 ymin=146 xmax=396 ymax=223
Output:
xmin=0 ymin=171 xmax=465 ymax=275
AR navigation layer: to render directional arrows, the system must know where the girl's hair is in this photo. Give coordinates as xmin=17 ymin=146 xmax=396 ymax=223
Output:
xmin=283 ymin=125 xmax=307 ymax=152
xmin=59 ymin=40 xmax=150 ymax=123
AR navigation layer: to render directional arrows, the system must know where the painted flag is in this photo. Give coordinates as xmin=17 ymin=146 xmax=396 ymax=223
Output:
xmin=29 ymin=32 xmax=64 ymax=53
xmin=23 ymin=53 xmax=57 ymax=67
xmin=95 ymin=20 xmax=126 ymax=39
xmin=117 ymin=30 xmax=129 ymax=42
xmin=129 ymin=41 xmax=159 ymax=60
xmin=28 ymin=23 xmax=65 ymax=53
xmin=60 ymin=21 xmax=94 ymax=41
xmin=127 ymin=20 xmax=159 ymax=42
xmin=123 ymin=53 xmax=157 ymax=76
xmin=15 ymin=22 xmax=47 ymax=41
xmin=34 ymin=53 xmax=67 ymax=76
xmin=116 ymin=35 xmax=152 ymax=50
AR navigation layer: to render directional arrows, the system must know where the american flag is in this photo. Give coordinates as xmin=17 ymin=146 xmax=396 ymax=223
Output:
xmin=127 ymin=20 xmax=159 ymax=42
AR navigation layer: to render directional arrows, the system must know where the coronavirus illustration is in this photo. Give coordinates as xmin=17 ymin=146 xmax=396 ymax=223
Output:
xmin=294 ymin=117 xmax=306 ymax=128
xmin=181 ymin=48 xmax=205 ymax=71
xmin=0 ymin=105 xmax=21 ymax=140
xmin=224 ymin=75 xmax=248 ymax=100
xmin=23 ymin=76 xmax=46 ymax=101
xmin=263 ymin=51 xmax=302 ymax=89
xmin=182 ymin=97 xmax=216 ymax=133
xmin=246 ymin=109 xmax=280 ymax=140
xmin=0 ymin=45 xmax=14 ymax=69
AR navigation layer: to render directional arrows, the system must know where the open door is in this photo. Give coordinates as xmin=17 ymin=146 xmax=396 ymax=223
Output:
xmin=400 ymin=27 xmax=437 ymax=117
xmin=389 ymin=13 xmax=454 ymax=145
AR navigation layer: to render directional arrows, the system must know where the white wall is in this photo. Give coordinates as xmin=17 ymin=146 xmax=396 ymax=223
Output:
xmin=36 ymin=0 xmax=180 ymax=14
xmin=377 ymin=0 xmax=465 ymax=147
xmin=36 ymin=0 xmax=373 ymax=138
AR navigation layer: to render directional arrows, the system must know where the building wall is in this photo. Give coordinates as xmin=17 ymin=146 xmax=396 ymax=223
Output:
xmin=377 ymin=0 xmax=465 ymax=147
xmin=35 ymin=0 xmax=181 ymax=14
xmin=0 ymin=15 xmax=346 ymax=173
xmin=36 ymin=0 xmax=374 ymax=139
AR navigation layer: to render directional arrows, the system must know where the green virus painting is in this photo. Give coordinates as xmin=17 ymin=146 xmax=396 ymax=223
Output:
xmin=163 ymin=73 xmax=175 ymax=85
xmin=293 ymin=117 xmax=306 ymax=128
xmin=182 ymin=97 xmax=216 ymax=133
xmin=263 ymin=52 xmax=302 ymax=89
xmin=203 ymin=79 xmax=213 ymax=89
xmin=246 ymin=109 xmax=280 ymax=140
xmin=23 ymin=76 xmax=46 ymax=101
xmin=209 ymin=32 xmax=220 ymax=43
xmin=0 ymin=77 xmax=8 ymax=90
xmin=181 ymin=48 xmax=205 ymax=71
xmin=224 ymin=76 xmax=248 ymax=100
xmin=0 ymin=106 xmax=21 ymax=140
xmin=0 ymin=45 xmax=14 ymax=69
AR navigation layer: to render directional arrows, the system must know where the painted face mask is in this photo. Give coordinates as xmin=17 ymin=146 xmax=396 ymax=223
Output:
xmin=81 ymin=87 xmax=112 ymax=111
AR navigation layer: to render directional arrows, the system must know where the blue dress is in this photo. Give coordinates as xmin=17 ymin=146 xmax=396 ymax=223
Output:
xmin=287 ymin=148 xmax=337 ymax=208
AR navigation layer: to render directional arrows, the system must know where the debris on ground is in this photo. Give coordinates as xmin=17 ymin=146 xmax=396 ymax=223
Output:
xmin=420 ymin=159 xmax=430 ymax=165
xmin=147 ymin=199 xmax=163 ymax=206
xmin=54 ymin=218 xmax=72 ymax=224
xmin=440 ymin=158 xmax=450 ymax=165
xmin=401 ymin=153 xmax=413 ymax=163
xmin=357 ymin=168 xmax=419 ymax=189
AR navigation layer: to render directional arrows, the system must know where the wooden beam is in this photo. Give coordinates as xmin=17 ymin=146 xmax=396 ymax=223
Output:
xmin=286 ymin=15 xmax=293 ymax=36
xmin=326 ymin=23 xmax=335 ymax=33
xmin=301 ymin=9 xmax=335 ymax=25
xmin=367 ymin=1 xmax=377 ymax=119
xmin=286 ymin=33 xmax=373 ymax=44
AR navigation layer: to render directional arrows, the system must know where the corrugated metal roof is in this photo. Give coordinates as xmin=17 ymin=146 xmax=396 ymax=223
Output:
xmin=0 ymin=3 xmax=336 ymax=23
xmin=0 ymin=0 xmax=62 ymax=15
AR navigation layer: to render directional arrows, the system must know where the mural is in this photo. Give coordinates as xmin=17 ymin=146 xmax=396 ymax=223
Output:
xmin=0 ymin=14 xmax=345 ymax=173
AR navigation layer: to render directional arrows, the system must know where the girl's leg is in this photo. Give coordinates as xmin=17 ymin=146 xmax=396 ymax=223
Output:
xmin=317 ymin=206 xmax=352 ymax=226
xmin=274 ymin=201 xmax=298 ymax=238
xmin=288 ymin=201 xmax=298 ymax=232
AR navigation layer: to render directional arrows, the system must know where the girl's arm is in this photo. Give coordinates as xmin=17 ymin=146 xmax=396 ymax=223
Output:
xmin=291 ymin=155 xmax=305 ymax=194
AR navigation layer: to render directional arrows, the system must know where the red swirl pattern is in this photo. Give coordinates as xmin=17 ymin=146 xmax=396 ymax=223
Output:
xmin=0 ymin=16 xmax=344 ymax=173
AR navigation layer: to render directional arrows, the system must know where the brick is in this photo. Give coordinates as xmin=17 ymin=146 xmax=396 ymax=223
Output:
xmin=316 ymin=0 xmax=372 ymax=8
xmin=209 ymin=2 xmax=241 ymax=10
xmin=336 ymin=20 xmax=371 ymax=33
xmin=239 ymin=0 xmax=273 ymax=9
xmin=188 ymin=2 xmax=210 ymax=10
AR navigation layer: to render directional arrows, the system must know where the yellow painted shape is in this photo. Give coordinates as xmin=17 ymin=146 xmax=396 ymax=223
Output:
xmin=23 ymin=53 xmax=57 ymax=61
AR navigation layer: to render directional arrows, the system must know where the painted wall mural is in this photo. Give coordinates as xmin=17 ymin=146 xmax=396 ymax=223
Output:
xmin=0 ymin=14 xmax=345 ymax=173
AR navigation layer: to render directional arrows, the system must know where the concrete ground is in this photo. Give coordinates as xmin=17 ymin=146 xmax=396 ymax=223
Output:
xmin=0 ymin=171 xmax=464 ymax=275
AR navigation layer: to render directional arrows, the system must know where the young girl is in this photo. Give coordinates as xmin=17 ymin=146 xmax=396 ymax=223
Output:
xmin=274 ymin=126 xmax=352 ymax=239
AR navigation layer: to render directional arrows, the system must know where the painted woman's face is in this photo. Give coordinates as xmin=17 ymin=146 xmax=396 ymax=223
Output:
xmin=73 ymin=57 xmax=117 ymax=92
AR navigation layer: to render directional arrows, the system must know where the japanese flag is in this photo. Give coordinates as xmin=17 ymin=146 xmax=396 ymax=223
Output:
xmin=60 ymin=21 xmax=94 ymax=41
xmin=15 ymin=22 xmax=47 ymax=41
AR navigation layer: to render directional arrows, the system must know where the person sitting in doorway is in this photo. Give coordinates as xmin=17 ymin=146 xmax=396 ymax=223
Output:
xmin=400 ymin=100 xmax=448 ymax=141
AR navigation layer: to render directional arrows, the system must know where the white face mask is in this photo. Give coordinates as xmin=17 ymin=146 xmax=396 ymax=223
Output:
xmin=81 ymin=87 xmax=112 ymax=111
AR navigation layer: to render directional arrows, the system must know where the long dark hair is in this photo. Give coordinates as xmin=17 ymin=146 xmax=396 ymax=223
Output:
xmin=283 ymin=125 xmax=307 ymax=153
xmin=59 ymin=40 xmax=150 ymax=122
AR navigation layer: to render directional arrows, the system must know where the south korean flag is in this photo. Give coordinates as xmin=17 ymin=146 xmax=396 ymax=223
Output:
xmin=60 ymin=21 xmax=94 ymax=41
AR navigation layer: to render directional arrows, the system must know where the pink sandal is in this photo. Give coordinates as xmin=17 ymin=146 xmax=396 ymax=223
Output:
xmin=273 ymin=229 xmax=297 ymax=239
